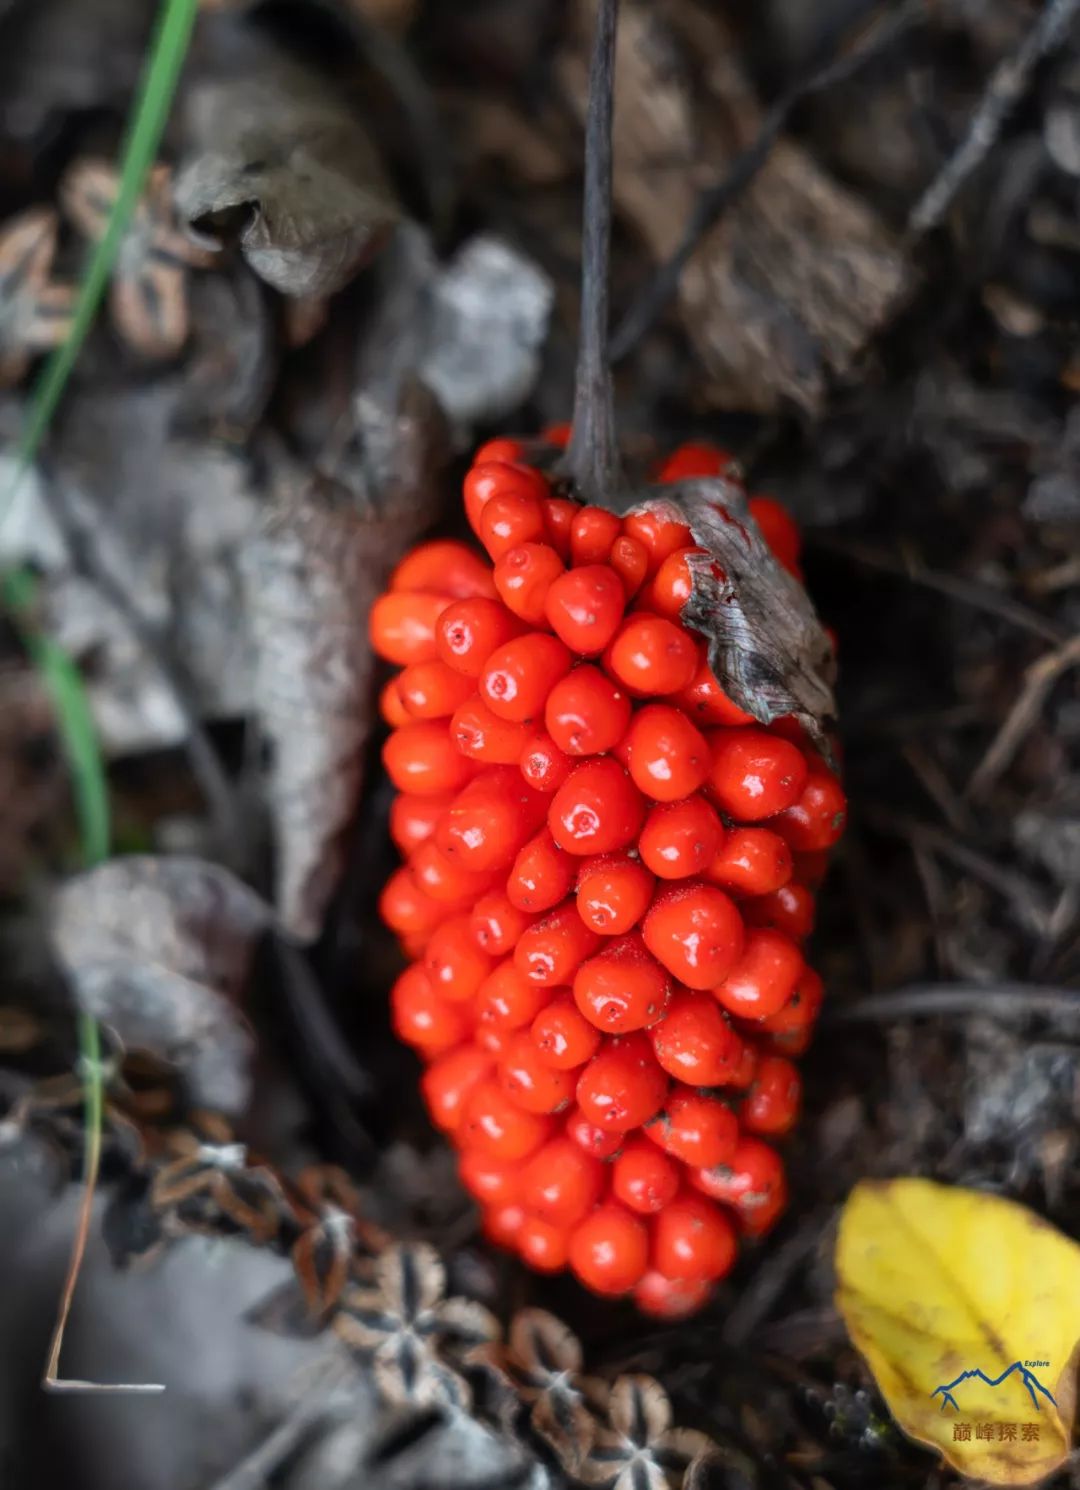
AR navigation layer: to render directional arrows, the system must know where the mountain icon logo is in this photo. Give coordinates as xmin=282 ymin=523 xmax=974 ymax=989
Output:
xmin=931 ymin=1362 xmax=1056 ymax=1413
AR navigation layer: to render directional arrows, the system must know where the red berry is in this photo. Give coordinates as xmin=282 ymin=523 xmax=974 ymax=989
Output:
xmin=389 ymin=793 xmax=451 ymax=856
xmin=621 ymin=509 xmax=693 ymax=577
xmin=461 ymin=1077 xmax=554 ymax=1159
xmin=384 ymin=721 xmax=473 ymax=796
xmin=568 ymin=1203 xmax=649 ymax=1295
xmin=422 ymin=1045 xmax=492 ymax=1131
xmin=691 ymin=1136 xmax=786 ymax=1215
xmin=542 ymin=498 xmax=576 ymax=559
xmin=705 ymin=729 xmax=808 ymax=821
xmin=483 ymin=1201 xmax=527 ymax=1247
xmin=480 ymin=634 xmax=572 ymax=722
xmin=575 ymin=853 xmax=655 ymax=934
xmin=514 ymin=899 xmax=601 ymax=984
xmin=573 ymin=935 xmax=671 ymax=1033
xmin=656 ymin=442 xmax=735 ymax=482
xmin=475 ymin=959 xmax=552 ymax=1031
xmin=673 ymin=648 xmax=754 ymax=727
xmin=472 ymin=438 xmax=524 ymax=466
xmin=772 ymin=766 xmax=847 ymax=851
xmin=652 ymin=1194 xmax=737 ymax=1282
xmin=424 ymin=916 xmax=495 ymax=1002
xmin=570 ymin=506 xmax=621 ymax=566
xmin=494 ymin=542 xmax=565 ymax=625
xmin=712 ymin=928 xmax=804 ymax=1019
xmin=459 ymin=1148 xmax=520 ymax=1206
xmin=507 ymin=828 xmax=576 ymax=912
xmin=410 ymin=840 xmax=494 ymax=903
xmin=612 ymin=1137 xmax=679 ymax=1214
xmin=640 ymin=545 xmax=706 ymax=620
xmin=437 ymin=597 xmax=525 ymax=678
xmin=649 ymin=990 xmax=744 ymax=1086
xmin=470 ymin=891 xmax=535 ymax=957
xmin=565 ymin=1105 xmax=625 ymax=1159
xmin=743 ymin=882 xmax=816 ymax=941
xmin=544 ymin=565 xmax=626 ymax=655
xmin=759 ymin=967 xmax=824 ymax=1040
xmin=498 ymin=1030 xmax=577 ymax=1113
xmin=518 ymin=1215 xmax=570 ymax=1272
xmin=464 ymin=460 xmax=548 ymax=537
xmin=706 ymin=827 xmax=792 ymax=896
xmin=438 ymin=768 xmax=547 ymax=872
xmin=642 ymin=881 xmax=744 ymax=990
xmin=638 ymin=794 xmax=724 ymax=880
xmin=548 ymin=759 xmax=645 ymax=856
xmin=391 ymin=538 xmax=497 ymax=601
xmin=609 ymin=535 xmax=649 ymax=596
xmin=530 ymin=994 xmax=602 ymax=1070
xmin=748 ymin=495 xmax=801 ymax=574
xmin=520 ymin=731 xmax=573 ymax=793
xmin=450 ymin=697 xmax=535 ymax=765
xmin=576 ymin=1034 xmax=668 ymax=1132
xmin=646 ymin=1089 xmax=739 ymax=1167
xmin=624 ymin=704 xmax=710 ymax=802
xmin=634 ymin=1270 xmax=715 ymax=1320
xmin=742 ymin=1056 xmax=802 ymax=1135
xmin=380 ymin=678 xmax=411 ymax=728
xmin=390 ymin=965 xmax=468 ymax=1054
xmin=379 ymin=867 xmax=444 ymax=940
xmin=544 ymin=666 xmax=631 ymax=756
xmin=605 ymin=615 xmax=697 ymax=696
xmin=480 ymin=490 xmax=546 ymax=559
xmin=520 ymin=1136 xmax=604 ymax=1225
xmin=370 ymin=591 xmax=450 ymax=665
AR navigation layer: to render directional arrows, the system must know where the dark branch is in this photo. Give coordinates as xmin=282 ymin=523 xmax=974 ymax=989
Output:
xmin=564 ymin=0 xmax=622 ymax=507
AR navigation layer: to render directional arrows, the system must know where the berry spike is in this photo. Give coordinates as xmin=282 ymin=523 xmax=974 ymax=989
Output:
xmin=564 ymin=0 xmax=622 ymax=509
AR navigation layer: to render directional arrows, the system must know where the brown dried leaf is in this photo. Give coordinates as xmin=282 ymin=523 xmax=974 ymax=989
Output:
xmin=51 ymin=856 xmax=270 ymax=1113
xmin=242 ymin=240 xmax=448 ymax=939
xmin=175 ymin=44 xmax=399 ymax=297
xmin=616 ymin=478 xmax=837 ymax=753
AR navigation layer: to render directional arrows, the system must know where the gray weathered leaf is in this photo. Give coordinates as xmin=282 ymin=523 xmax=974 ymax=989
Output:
xmin=616 ymin=477 xmax=837 ymax=754
xmin=51 ymin=856 xmax=270 ymax=1113
xmin=175 ymin=41 xmax=398 ymax=297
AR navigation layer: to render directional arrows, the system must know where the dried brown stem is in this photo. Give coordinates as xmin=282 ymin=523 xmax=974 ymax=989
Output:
xmin=564 ymin=0 xmax=622 ymax=507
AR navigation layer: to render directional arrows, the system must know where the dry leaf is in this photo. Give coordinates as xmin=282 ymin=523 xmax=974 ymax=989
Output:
xmin=614 ymin=477 xmax=836 ymax=755
xmin=836 ymin=1178 xmax=1080 ymax=1485
xmin=175 ymin=40 xmax=398 ymax=297
xmin=51 ymin=856 xmax=270 ymax=1113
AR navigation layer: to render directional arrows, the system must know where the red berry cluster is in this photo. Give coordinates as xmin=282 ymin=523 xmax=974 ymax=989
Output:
xmin=371 ymin=433 xmax=845 ymax=1318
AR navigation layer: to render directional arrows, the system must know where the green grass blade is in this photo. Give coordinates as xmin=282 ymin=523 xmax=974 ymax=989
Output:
xmin=11 ymin=0 xmax=200 ymax=489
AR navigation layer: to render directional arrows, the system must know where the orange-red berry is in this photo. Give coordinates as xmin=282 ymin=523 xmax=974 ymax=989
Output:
xmin=520 ymin=1136 xmax=605 ymax=1225
xmin=705 ymin=728 xmax=808 ymax=821
xmin=743 ymin=882 xmax=816 ymax=941
xmin=642 ymin=881 xmax=744 ymax=990
xmin=391 ymin=538 xmax=497 ymax=600
xmin=384 ymin=720 xmax=473 ymax=796
xmin=568 ymin=1203 xmax=649 ymax=1295
xmin=461 ymin=1076 xmax=553 ymax=1160
xmin=498 ymin=1030 xmax=577 ymax=1113
xmin=520 ymin=730 xmax=573 ymax=793
xmin=459 ymin=1148 xmax=521 ymax=1206
xmin=706 ymin=827 xmax=792 ymax=896
xmin=422 ymin=1045 xmax=492 ymax=1131
xmin=548 ymin=759 xmax=645 ymax=855
xmin=545 ymin=666 xmax=631 ymax=756
xmin=742 ymin=1055 xmax=802 ymax=1136
xmin=570 ymin=506 xmax=621 ymax=566
xmin=438 ymin=767 xmax=547 ymax=872
xmin=576 ymin=1033 xmax=668 ymax=1132
xmin=475 ymin=959 xmax=551 ymax=1030
xmin=612 ymin=1136 xmax=680 ymax=1214
xmin=712 ymin=928 xmax=804 ymax=1019
xmin=507 ymin=828 xmax=576 ymax=912
xmin=544 ymin=565 xmax=626 ymax=655
xmin=633 ymin=1270 xmax=715 ymax=1320
xmin=621 ymin=509 xmax=693 ymax=577
xmin=389 ymin=793 xmax=451 ymax=856
xmin=494 ymin=542 xmax=565 ymax=625
xmin=514 ymin=899 xmax=602 ymax=984
xmin=464 ymin=460 xmax=548 ymax=536
xmin=370 ymin=591 xmax=450 ymax=666
xmin=772 ymin=766 xmax=847 ymax=851
xmin=638 ymin=794 xmax=724 ymax=880
xmin=390 ymin=965 xmax=468 ymax=1054
xmin=424 ymin=916 xmax=495 ymax=1003
xmin=481 ymin=634 xmax=572 ymax=722
xmin=624 ymin=704 xmax=710 ymax=801
xmin=646 ymin=1089 xmax=739 ymax=1168
xmin=530 ymin=993 xmax=602 ymax=1070
xmin=575 ymin=853 xmax=655 ymax=934
xmin=573 ymin=935 xmax=671 ymax=1034
xmin=437 ymin=597 xmax=525 ymax=678
xmin=518 ymin=1215 xmax=570 ymax=1271
xmin=649 ymin=990 xmax=744 ymax=1086
xmin=470 ymin=891 xmax=535 ymax=957
xmin=651 ymin=1193 xmax=737 ymax=1282
xmin=605 ymin=615 xmax=698 ymax=696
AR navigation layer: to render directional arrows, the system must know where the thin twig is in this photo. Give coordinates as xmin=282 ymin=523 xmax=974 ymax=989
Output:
xmin=829 ymin=983 xmax=1080 ymax=1024
xmin=909 ymin=0 xmax=1080 ymax=234
xmin=817 ymin=536 xmax=1068 ymax=644
xmin=968 ymin=633 xmax=1080 ymax=799
xmin=610 ymin=0 xmax=923 ymax=362
xmin=723 ymin=1215 xmax=825 ymax=1347
xmin=564 ymin=0 xmax=622 ymax=506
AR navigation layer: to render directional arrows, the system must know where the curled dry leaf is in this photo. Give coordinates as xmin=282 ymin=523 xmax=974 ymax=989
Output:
xmin=175 ymin=42 xmax=398 ymax=297
xmin=579 ymin=1375 xmax=714 ymax=1490
xmin=491 ymin=1308 xmax=609 ymax=1473
xmin=836 ymin=1178 xmax=1080 ymax=1485
xmin=615 ymin=478 xmax=837 ymax=754
xmin=51 ymin=855 xmax=270 ymax=1113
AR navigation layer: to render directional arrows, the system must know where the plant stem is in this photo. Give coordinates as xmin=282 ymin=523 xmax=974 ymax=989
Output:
xmin=564 ymin=0 xmax=622 ymax=507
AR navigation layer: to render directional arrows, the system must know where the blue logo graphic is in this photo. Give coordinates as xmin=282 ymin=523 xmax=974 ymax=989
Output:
xmin=932 ymin=1362 xmax=1056 ymax=1414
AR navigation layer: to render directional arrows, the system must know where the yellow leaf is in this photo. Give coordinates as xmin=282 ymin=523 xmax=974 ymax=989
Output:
xmin=836 ymin=1178 xmax=1080 ymax=1485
